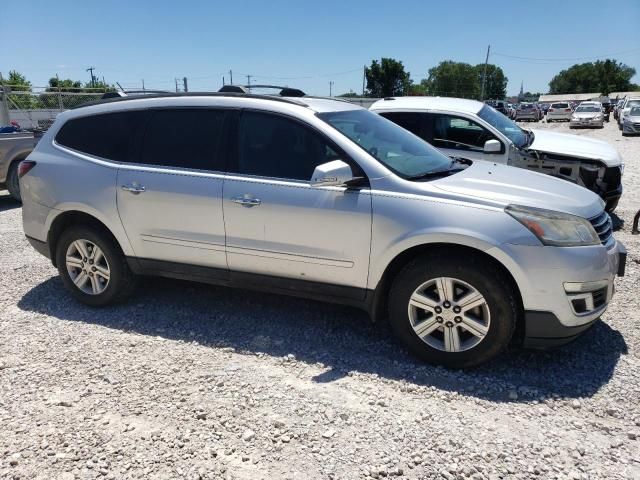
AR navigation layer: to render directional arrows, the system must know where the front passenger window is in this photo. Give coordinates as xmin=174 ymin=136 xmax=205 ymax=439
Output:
xmin=432 ymin=115 xmax=498 ymax=152
xmin=235 ymin=111 xmax=339 ymax=181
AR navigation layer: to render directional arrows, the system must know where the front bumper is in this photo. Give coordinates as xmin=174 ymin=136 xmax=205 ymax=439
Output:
xmin=517 ymin=241 xmax=626 ymax=348
xmin=570 ymin=118 xmax=604 ymax=127
xmin=622 ymin=122 xmax=640 ymax=134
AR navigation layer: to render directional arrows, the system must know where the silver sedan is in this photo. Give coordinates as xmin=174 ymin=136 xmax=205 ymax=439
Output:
xmin=570 ymin=103 xmax=605 ymax=129
xmin=622 ymin=106 xmax=640 ymax=136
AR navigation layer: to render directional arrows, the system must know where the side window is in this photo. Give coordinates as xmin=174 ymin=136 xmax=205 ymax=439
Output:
xmin=235 ymin=111 xmax=339 ymax=181
xmin=55 ymin=110 xmax=148 ymax=162
xmin=140 ymin=109 xmax=227 ymax=171
xmin=432 ymin=114 xmax=499 ymax=152
xmin=379 ymin=112 xmax=424 ymax=138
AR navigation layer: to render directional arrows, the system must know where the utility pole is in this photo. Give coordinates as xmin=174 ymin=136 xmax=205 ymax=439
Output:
xmin=183 ymin=77 xmax=188 ymax=92
xmin=142 ymin=79 xmax=145 ymax=92
xmin=56 ymin=73 xmax=64 ymax=110
xmin=229 ymin=70 xmax=233 ymax=85
xmin=175 ymin=78 xmax=179 ymax=93
xmin=480 ymin=44 xmax=490 ymax=101
xmin=362 ymin=65 xmax=366 ymax=97
xmin=222 ymin=76 xmax=225 ymax=86
xmin=329 ymin=81 xmax=334 ymax=97
xmin=86 ymin=67 xmax=96 ymax=88
xmin=246 ymin=75 xmax=252 ymax=90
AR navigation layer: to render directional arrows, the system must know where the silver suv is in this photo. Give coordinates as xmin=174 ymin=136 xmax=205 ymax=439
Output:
xmin=20 ymin=92 xmax=626 ymax=368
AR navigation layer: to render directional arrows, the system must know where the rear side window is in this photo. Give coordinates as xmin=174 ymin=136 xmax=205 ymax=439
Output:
xmin=55 ymin=111 xmax=147 ymax=162
xmin=379 ymin=112 xmax=427 ymax=139
xmin=233 ymin=111 xmax=340 ymax=181
xmin=141 ymin=109 xmax=227 ymax=171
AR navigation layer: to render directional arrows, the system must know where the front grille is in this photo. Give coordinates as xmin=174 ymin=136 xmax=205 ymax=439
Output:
xmin=589 ymin=211 xmax=613 ymax=246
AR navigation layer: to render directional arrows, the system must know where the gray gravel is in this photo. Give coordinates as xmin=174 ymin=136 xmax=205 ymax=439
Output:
xmin=1 ymin=120 xmax=639 ymax=480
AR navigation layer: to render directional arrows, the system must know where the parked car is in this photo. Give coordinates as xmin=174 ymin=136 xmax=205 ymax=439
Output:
xmin=0 ymin=129 xmax=39 ymax=201
xmin=370 ymin=97 xmax=623 ymax=211
xmin=506 ymin=103 xmax=516 ymax=119
xmin=515 ymin=103 xmax=539 ymax=122
xmin=484 ymin=99 xmax=508 ymax=116
xmin=546 ymin=102 xmax=573 ymax=122
xmin=20 ymin=92 xmax=625 ymax=368
xmin=617 ymin=97 xmax=640 ymax=130
xmin=539 ymin=103 xmax=550 ymax=116
xmin=570 ymin=102 xmax=605 ymax=129
xmin=622 ymin=105 xmax=640 ymax=136
xmin=613 ymin=99 xmax=625 ymax=121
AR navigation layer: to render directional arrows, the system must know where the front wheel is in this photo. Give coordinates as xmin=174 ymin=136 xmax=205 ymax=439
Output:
xmin=388 ymin=253 xmax=518 ymax=368
xmin=55 ymin=226 xmax=137 ymax=306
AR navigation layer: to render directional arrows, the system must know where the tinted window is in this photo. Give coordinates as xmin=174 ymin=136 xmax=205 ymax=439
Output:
xmin=379 ymin=112 xmax=426 ymax=138
xmin=141 ymin=109 xmax=226 ymax=170
xmin=235 ymin=111 xmax=340 ymax=181
xmin=551 ymin=103 xmax=569 ymax=108
xmin=55 ymin=111 xmax=147 ymax=162
xmin=432 ymin=114 xmax=500 ymax=152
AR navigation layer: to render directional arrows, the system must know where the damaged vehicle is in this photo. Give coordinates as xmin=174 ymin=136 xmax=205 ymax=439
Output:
xmin=370 ymin=97 xmax=623 ymax=212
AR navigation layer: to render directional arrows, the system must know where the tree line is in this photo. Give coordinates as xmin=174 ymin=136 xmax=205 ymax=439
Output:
xmin=358 ymin=57 xmax=637 ymax=99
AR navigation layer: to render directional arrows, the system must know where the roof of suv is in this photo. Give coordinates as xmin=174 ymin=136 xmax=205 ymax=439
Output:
xmin=75 ymin=92 xmax=362 ymax=114
xmin=369 ymin=96 xmax=483 ymax=114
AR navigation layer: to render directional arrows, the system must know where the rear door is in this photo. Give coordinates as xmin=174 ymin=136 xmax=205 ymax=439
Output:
xmin=116 ymin=108 xmax=230 ymax=274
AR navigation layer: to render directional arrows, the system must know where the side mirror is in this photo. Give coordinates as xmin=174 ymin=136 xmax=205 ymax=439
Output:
xmin=483 ymin=139 xmax=502 ymax=154
xmin=310 ymin=160 xmax=358 ymax=187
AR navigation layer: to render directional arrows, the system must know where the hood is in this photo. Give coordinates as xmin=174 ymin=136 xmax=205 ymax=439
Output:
xmin=527 ymin=129 xmax=622 ymax=166
xmin=432 ymin=160 xmax=603 ymax=219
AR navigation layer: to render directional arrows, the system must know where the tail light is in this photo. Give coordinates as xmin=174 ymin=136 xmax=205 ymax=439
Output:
xmin=18 ymin=160 xmax=36 ymax=178
xmin=549 ymin=108 xmax=555 ymax=112
xmin=565 ymin=108 xmax=571 ymax=112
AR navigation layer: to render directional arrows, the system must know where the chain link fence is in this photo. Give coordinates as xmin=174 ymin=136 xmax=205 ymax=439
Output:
xmin=1 ymin=86 xmax=110 ymax=130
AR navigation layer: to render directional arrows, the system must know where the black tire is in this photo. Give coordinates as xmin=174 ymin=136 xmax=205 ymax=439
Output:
xmin=6 ymin=161 xmax=21 ymax=202
xmin=388 ymin=253 xmax=518 ymax=368
xmin=55 ymin=225 xmax=137 ymax=306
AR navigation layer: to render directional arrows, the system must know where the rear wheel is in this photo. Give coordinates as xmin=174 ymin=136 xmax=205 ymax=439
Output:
xmin=388 ymin=253 xmax=518 ymax=368
xmin=6 ymin=161 xmax=21 ymax=202
xmin=55 ymin=226 xmax=137 ymax=306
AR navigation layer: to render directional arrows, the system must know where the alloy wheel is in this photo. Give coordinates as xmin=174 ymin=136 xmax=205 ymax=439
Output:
xmin=407 ymin=277 xmax=491 ymax=353
xmin=65 ymin=239 xmax=111 ymax=295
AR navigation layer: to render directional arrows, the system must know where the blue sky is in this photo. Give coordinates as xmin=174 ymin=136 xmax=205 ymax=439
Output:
xmin=2 ymin=0 xmax=639 ymax=96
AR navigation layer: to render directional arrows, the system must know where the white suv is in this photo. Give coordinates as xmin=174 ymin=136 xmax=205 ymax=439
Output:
xmin=20 ymin=92 xmax=625 ymax=368
xmin=370 ymin=97 xmax=624 ymax=212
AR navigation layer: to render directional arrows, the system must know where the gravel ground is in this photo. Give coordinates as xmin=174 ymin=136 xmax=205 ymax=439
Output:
xmin=1 ymin=120 xmax=639 ymax=480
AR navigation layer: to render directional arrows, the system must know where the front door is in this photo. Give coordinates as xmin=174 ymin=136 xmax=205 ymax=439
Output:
xmin=223 ymin=110 xmax=372 ymax=298
xmin=117 ymin=108 xmax=230 ymax=272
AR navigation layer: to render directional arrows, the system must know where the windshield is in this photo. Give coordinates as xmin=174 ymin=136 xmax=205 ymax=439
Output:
xmin=630 ymin=106 xmax=640 ymax=116
xmin=317 ymin=109 xmax=452 ymax=178
xmin=477 ymin=105 xmax=528 ymax=148
xmin=575 ymin=105 xmax=601 ymax=112
xmin=627 ymin=100 xmax=640 ymax=108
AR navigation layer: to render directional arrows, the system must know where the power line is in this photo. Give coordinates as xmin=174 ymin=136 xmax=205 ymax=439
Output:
xmin=492 ymin=48 xmax=640 ymax=63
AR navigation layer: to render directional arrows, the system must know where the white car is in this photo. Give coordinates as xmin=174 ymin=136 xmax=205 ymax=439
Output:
xmin=546 ymin=102 xmax=573 ymax=122
xmin=569 ymin=102 xmax=605 ymax=129
xmin=370 ymin=97 xmax=623 ymax=211
xmin=617 ymin=97 xmax=640 ymax=130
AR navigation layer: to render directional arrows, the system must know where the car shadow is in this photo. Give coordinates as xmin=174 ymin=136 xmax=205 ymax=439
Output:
xmin=0 ymin=195 xmax=21 ymax=212
xmin=18 ymin=275 xmax=627 ymax=403
xmin=610 ymin=211 xmax=624 ymax=231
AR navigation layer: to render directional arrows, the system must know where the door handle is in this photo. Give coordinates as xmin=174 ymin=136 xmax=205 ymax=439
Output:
xmin=231 ymin=196 xmax=261 ymax=207
xmin=121 ymin=184 xmax=146 ymax=194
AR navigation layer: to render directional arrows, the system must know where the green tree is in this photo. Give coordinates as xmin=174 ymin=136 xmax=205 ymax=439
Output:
xmin=365 ymin=58 xmax=412 ymax=97
xmin=46 ymin=77 xmax=83 ymax=92
xmin=549 ymin=59 xmax=636 ymax=95
xmin=475 ymin=64 xmax=508 ymax=100
xmin=1 ymin=70 xmax=38 ymax=109
xmin=422 ymin=61 xmax=479 ymax=98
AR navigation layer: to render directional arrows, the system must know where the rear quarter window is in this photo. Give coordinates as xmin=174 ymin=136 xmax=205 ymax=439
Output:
xmin=55 ymin=110 xmax=148 ymax=162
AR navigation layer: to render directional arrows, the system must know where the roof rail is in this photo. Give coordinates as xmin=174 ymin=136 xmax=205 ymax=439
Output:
xmin=72 ymin=91 xmax=309 ymax=109
xmin=218 ymin=84 xmax=305 ymax=97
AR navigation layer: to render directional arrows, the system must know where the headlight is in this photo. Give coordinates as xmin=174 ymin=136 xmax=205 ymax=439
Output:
xmin=505 ymin=205 xmax=600 ymax=247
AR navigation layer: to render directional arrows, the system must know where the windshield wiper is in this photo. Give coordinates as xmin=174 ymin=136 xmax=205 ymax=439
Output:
xmin=406 ymin=167 xmax=466 ymax=181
